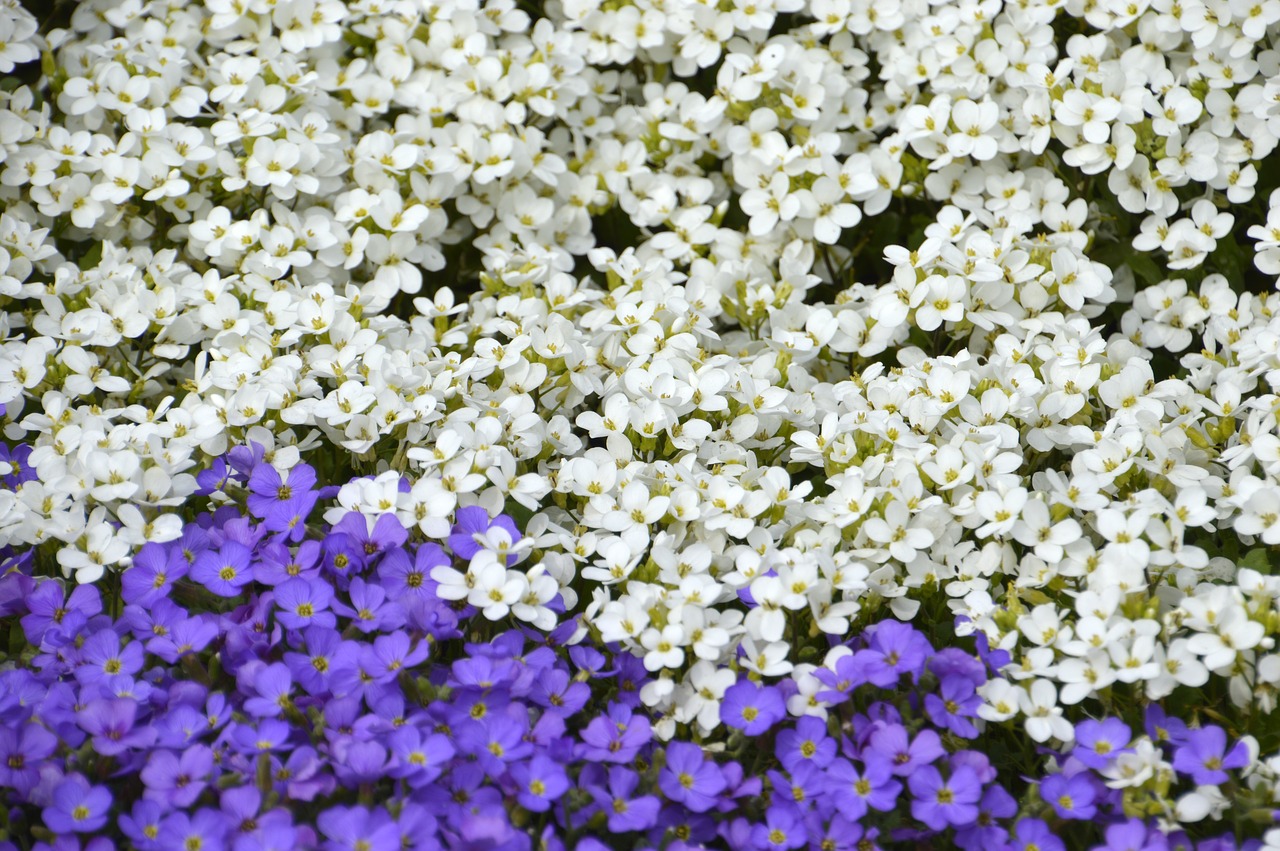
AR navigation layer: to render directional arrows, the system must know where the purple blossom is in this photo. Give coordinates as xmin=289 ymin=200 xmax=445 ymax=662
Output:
xmin=121 ymin=542 xmax=187 ymax=607
xmin=510 ymin=754 xmax=570 ymax=812
xmin=585 ymin=766 xmax=661 ymax=832
xmin=1039 ymin=771 xmax=1098 ymax=820
xmin=751 ymin=804 xmax=807 ymax=850
xmin=42 ymin=774 xmax=112 ymax=833
xmin=908 ymin=765 xmax=982 ymax=831
xmin=659 ymin=742 xmax=726 ymax=813
xmin=823 ymin=757 xmax=901 ymax=819
xmin=1074 ymin=719 xmax=1133 ymax=770
xmin=191 ymin=540 xmax=255 ymax=597
xmin=866 ymin=723 xmax=944 ymax=777
xmin=924 ymin=675 xmax=981 ymax=738
xmin=1007 ymin=818 xmax=1065 ymax=851
xmin=0 ymin=721 xmax=57 ymax=792
xmin=141 ymin=745 xmax=215 ymax=806
xmin=1171 ymin=726 xmax=1249 ymax=786
xmin=775 ymin=715 xmax=837 ymax=772
xmin=76 ymin=697 xmax=156 ymax=755
xmin=578 ymin=702 xmax=651 ymax=763
xmin=1092 ymin=818 xmax=1168 ymax=851
xmin=274 ymin=577 xmax=336 ymax=630
xmin=721 ymin=679 xmax=786 ymax=736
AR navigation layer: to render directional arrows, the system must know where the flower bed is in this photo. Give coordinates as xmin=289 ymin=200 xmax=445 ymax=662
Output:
xmin=5 ymin=0 xmax=1280 ymax=846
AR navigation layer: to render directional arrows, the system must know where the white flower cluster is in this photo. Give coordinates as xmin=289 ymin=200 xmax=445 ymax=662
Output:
xmin=6 ymin=0 xmax=1280 ymax=820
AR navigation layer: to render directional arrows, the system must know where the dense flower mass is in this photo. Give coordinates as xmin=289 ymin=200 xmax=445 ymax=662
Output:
xmin=6 ymin=0 xmax=1280 ymax=844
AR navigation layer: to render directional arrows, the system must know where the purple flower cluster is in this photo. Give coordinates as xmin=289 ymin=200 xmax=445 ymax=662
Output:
xmin=0 ymin=445 xmax=1270 ymax=851
xmin=1016 ymin=709 xmax=1258 ymax=851
xmin=0 ymin=447 xmax=750 ymax=851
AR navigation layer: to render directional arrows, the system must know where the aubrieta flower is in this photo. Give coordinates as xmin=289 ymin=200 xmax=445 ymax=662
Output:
xmin=720 ymin=679 xmax=786 ymax=736
xmin=1171 ymin=726 xmax=1251 ymax=786
xmin=660 ymin=741 xmax=727 ymax=813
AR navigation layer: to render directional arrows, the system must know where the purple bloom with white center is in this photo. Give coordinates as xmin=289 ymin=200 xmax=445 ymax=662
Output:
xmin=660 ymin=741 xmax=726 ymax=813
xmin=191 ymin=540 xmax=255 ymax=597
xmin=1171 ymin=726 xmax=1250 ymax=786
xmin=42 ymin=774 xmax=112 ymax=833
xmin=1039 ymin=771 xmax=1098 ymax=820
xmin=721 ymin=679 xmax=786 ymax=736
xmin=1073 ymin=719 xmax=1133 ymax=770
xmin=908 ymin=764 xmax=982 ymax=831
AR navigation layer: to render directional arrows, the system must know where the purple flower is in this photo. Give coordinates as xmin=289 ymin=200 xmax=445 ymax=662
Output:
xmin=510 ymin=755 xmax=570 ymax=812
xmin=21 ymin=581 xmax=101 ymax=645
xmin=751 ymin=804 xmax=807 ymax=850
xmin=75 ymin=628 xmax=144 ymax=685
xmin=1039 ymin=771 xmax=1097 ymax=820
xmin=908 ymin=765 xmax=982 ymax=831
xmin=77 ymin=697 xmax=156 ymax=756
xmin=160 ymin=808 xmax=231 ymax=851
xmin=119 ymin=800 xmax=166 ymax=850
xmin=529 ymin=667 xmax=590 ymax=716
xmin=191 ymin=540 xmax=255 ymax=597
xmin=147 ymin=614 xmax=219 ymax=664
xmin=388 ymin=726 xmax=455 ymax=787
xmin=1145 ymin=704 xmax=1189 ymax=748
xmin=42 ymin=775 xmax=112 ymax=833
xmin=0 ymin=721 xmax=57 ymax=791
xmin=660 ymin=741 xmax=727 ymax=813
xmin=867 ymin=724 xmax=944 ymax=776
xmin=378 ymin=545 xmax=440 ymax=603
xmin=955 ymin=784 xmax=1016 ymax=850
xmin=823 ymin=757 xmax=901 ymax=819
xmin=331 ymin=577 xmax=404 ymax=633
xmin=924 ymin=675 xmax=981 ymax=738
xmin=578 ymin=703 xmax=651 ymax=763
xmin=449 ymin=506 xmax=521 ymax=563
xmin=775 ymin=716 xmax=837 ymax=772
xmin=1172 ymin=726 xmax=1249 ymax=786
xmin=721 ymin=679 xmax=787 ymax=736
xmin=243 ymin=663 xmax=295 ymax=717
xmin=1092 ymin=818 xmax=1168 ymax=851
xmin=333 ymin=512 xmax=408 ymax=569
xmin=585 ymin=766 xmax=661 ymax=832
xmin=122 ymin=542 xmax=187 ymax=607
xmin=1074 ymin=719 xmax=1133 ymax=769
xmin=853 ymin=621 xmax=933 ymax=687
xmin=274 ymin=577 xmax=336 ymax=630
xmin=1008 ymin=819 xmax=1065 ymax=851
xmin=248 ymin=461 xmax=316 ymax=516
xmin=141 ymin=745 xmax=215 ymax=807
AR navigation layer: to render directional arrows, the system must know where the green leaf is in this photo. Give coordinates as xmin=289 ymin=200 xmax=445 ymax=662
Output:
xmin=1240 ymin=547 xmax=1276 ymax=574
